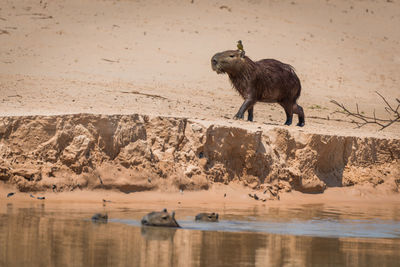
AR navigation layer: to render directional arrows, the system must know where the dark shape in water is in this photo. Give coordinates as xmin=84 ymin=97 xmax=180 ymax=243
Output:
xmin=30 ymin=194 xmax=35 ymax=198
xmin=91 ymin=213 xmax=108 ymax=223
xmin=7 ymin=192 xmax=15 ymax=198
xmin=141 ymin=208 xmax=180 ymax=228
xmin=195 ymin=212 xmax=219 ymax=222
xmin=37 ymin=197 xmax=45 ymax=200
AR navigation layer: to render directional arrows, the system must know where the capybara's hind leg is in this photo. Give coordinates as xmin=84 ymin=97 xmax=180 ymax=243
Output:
xmin=247 ymin=107 xmax=254 ymax=122
xmin=280 ymin=102 xmax=293 ymax=126
xmin=293 ymin=103 xmax=305 ymax=127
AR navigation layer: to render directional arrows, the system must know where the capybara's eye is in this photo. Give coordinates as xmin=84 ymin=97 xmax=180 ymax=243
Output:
xmin=229 ymin=54 xmax=235 ymax=58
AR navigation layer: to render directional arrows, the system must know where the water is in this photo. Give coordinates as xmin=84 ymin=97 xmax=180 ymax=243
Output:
xmin=1 ymin=201 xmax=400 ymax=267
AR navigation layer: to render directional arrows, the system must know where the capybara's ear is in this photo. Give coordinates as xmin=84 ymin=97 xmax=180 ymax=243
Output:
xmin=240 ymin=50 xmax=245 ymax=58
xmin=162 ymin=208 xmax=167 ymax=212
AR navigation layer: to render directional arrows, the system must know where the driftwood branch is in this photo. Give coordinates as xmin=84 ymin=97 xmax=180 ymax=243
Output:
xmin=330 ymin=91 xmax=400 ymax=130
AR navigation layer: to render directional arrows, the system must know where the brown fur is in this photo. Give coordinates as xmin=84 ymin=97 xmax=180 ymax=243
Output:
xmin=141 ymin=209 xmax=181 ymax=228
xmin=211 ymin=50 xmax=305 ymax=126
xmin=195 ymin=212 xmax=219 ymax=222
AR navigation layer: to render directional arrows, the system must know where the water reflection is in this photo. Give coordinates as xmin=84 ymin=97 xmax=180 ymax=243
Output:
xmin=141 ymin=226 xmax=177 ymax=241
xmin=0 ymin=202 xmax=399 ymax=267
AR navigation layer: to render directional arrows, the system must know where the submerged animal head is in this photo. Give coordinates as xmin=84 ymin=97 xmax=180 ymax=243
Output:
xmin=211 ymin=50 xmax=247 ymax=75
xmin=141 ymin=209 xmax=180 ymax=228
xmin=195 ymin=212 xmax=219 ymax=222
xmin=91 ymin=213 xmax=108 ymax=223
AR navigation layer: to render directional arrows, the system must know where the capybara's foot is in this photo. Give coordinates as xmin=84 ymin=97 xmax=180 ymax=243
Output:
xmin=284 ymin=118 xmax=292 ymax=126
xmin=233 ymin=113 xmax=244 ymax=120
xmin=296 ymin=122 xmax=305 ymax=127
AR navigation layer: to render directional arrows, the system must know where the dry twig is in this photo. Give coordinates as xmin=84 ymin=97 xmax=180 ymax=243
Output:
xmin=330 ymin=91 xmax=400 ymax=130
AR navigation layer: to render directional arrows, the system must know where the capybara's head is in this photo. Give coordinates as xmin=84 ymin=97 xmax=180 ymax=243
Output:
xmin=141 ymin=209 xmax=180 ymax=228
xmin=211 ymin=50 xmax=246 ymax=74
xmin=91 ymin=213 xmax=108 ymax=223
xmin=195 ymin=212 xmax=219 ymax=222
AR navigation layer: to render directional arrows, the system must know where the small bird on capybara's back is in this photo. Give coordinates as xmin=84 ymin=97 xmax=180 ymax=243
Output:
xmin=211 ymin=41 xmax=305 ymax=126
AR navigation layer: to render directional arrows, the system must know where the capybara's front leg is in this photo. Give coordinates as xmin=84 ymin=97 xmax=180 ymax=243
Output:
xmin=234 ymin=98 xmax=256 ymax=120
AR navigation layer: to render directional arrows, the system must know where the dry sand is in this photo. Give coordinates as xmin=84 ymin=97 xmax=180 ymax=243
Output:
xmin=1 ymin=0 xmax=400 ymax=205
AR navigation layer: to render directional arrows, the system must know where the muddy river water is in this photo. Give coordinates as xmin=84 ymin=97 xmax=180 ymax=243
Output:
xmin=1 ymin=200 xmax=399 ymax=267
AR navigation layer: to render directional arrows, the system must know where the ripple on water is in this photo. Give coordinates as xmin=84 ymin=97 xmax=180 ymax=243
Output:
xmin=110 ymin=218 xmax=400 ymax=239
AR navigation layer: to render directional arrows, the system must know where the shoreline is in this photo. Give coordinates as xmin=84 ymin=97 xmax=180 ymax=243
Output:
xmin=2 ymin=184 xmax=399 ymax=207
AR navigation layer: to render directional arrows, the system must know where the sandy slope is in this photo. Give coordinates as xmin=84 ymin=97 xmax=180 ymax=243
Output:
xmin=0 ymin=0 xmax=399 ymax=137
xmin=0 ymin=114 xmax=399 ymax=197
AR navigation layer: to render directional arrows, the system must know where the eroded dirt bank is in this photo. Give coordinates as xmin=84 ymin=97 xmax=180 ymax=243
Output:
xmin=0 ymin=114 xmax=399 ymax=197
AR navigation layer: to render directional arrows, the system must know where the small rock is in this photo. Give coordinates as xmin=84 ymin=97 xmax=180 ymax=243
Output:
xmin=270 ymin=190 xmax=277 ymax=197
xmin=249 ymin=181 xmax=259 ymax=189
xmin=198 ymin=158 xmax=207 ymax=169
xmin=184 ymin=165 xmax=200 ymax=177
xmin=248 ymin=193 xmax=261 ymax=201
xmin=11 ymin=168 xmax=38 ymax=181
xmin=184 ymin=150 xmax=196 ymax=161
xmin=165 ymin=147 xmax=175 ymax=155
xmin=7 ymin=192 xmax=15 ymax=198
xmin=191 ymin=123 xmax=203 ymax=132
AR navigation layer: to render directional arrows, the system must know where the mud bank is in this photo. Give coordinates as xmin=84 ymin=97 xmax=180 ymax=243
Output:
xmin=0 ymin=114 xmax=399 ymax=196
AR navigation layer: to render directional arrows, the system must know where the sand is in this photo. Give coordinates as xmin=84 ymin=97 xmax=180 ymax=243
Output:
xmin=1 ymin=0 xmax=400 ymax=204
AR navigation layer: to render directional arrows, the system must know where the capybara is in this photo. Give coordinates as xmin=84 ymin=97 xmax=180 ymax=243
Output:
xmin=211 ymin=49 xmax=305 ymax=126
xmin=195 ymin=212 xmax=219 ymax=222
xmin=91 ymin=213 xmax=108 ymax=223
xmin=141 ymin=209 xmax=180 ymax=228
